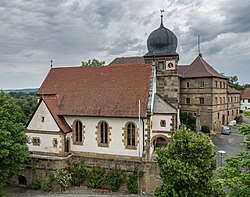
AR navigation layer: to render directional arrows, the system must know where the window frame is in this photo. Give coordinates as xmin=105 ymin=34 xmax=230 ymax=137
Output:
xmin=96 ymin=121 xmax=110 ymax=147
xmin=123 ymin=122 xmax=138 ymax=149
xmin=73 ymin=120 xmax=84 ymax=145
xmin=199 ymin=97 xmax=205 ymax=105
xmin=32 ymin=137 xmax=40 ymax=146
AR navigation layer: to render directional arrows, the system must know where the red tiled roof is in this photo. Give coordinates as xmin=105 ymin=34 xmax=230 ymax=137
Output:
xmin=182 ymin=56 xmax=227 ymax=79
xmin=227 ymin=86 xmax=240 ymax=94
xmin=177 ymin=65 xmax=189 ymax=76
xmin=43 ymin=96 xmax=71 ymax=133
xmin=109 ymin=57 xmax=145 ymax=65
xmin=37 ymin=64 xmax=152 ymax=118
xmin=241 ymin=87 xmax=250 ymax=99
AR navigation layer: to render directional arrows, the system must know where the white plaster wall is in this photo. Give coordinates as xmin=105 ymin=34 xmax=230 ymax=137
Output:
xmin=27 ymin=101 xmax=60 ymax=131
xmin=26 ymin=133 xmax=62 ymax=153
xmin=64 ymin=116 xmax=145 ymax=158
xmin=241 ymin=99 xmax=250 ymax=110
xmin=152 ymin=115 xmax=172 ymax=131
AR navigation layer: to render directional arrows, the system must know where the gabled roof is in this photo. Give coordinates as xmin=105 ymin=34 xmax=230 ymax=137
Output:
xmin=153 ymin=94 xmax=176 ymax=114
xmin=177 ymin=65 xmax=189 ymax=76
xmin=241 ymin=87 xmax=250 ymax=99
xmin=109 ymin=56 xmax=145 ymax=65
xmin=37 ymin=64 xmax=152 ymax=118
xmin=181 ymin=56 xmax=227 ymax=79
xmin=43 ymin=96 xmax=71 ymax=133
xmin=227 ymin=86 xmax=240 ymax=94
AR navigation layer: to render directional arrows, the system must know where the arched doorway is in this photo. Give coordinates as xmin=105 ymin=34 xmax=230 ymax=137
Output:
xmin=153 ymin=137 xmax=168 ymax=151
xmin=18 ymin=176 xmax=27 ymax=185
xmin=65 ymin=138 xmax=70 ymax=153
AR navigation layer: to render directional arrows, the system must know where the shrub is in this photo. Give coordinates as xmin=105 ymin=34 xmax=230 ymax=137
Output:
xmin=244 ymin=110 xmax=250 ymax=117
xmin=87 ymin=165 xmax=106 ymax=189
xmin=201 ymin=125 xmax=210 ymax=133
xmin=68 ymin=161 xmax=88 ymax=186
xmin=42 ymin=172 xmax=54 ymax=193
xmin=29 ymin=179 xmax=41 ymax=190
xmin=127 ymin=168 xmax=143 ymax=194
xmin=54 ymin=169 xmax=72 ymax=192
xmin=106 ymin=168 xmax=123 ymax=192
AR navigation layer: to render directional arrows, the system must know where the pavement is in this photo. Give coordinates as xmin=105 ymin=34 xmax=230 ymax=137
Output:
xmin=211 ymin=115 xmax=249 ymax=166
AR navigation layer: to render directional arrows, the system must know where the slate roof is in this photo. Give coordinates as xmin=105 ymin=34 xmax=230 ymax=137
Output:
xmin=43 ymin=96 xmax=71 ymax=133
xmin=241 ymin=87 xmax=250 ymax=99
xmin=153 ymin=94 xmax=176 ymax=114
xmin=181 ymin=56 xmax=227 ymax=79
xmin=109 ymin=57 xmax=145 ymax=65
xmin=37 ymin=64 xmax=152 ymax=118
xmin=177 ymin=65 xmax=189 ymax=76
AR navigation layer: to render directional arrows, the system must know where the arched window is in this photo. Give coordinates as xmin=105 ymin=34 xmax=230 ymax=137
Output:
xmin=100 ymin=122 xmax=108 ymax=144
xmin=74 ymin=120 xmax=83 ymax=144
xmin=127 ymin=123 xmax=135 ymax=146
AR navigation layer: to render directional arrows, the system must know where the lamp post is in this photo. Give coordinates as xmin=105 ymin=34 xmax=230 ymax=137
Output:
xmin=218 ymin=150 xmax=226 ymax=166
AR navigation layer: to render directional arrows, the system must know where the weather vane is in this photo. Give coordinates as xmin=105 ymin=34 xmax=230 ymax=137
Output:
xmin=50 ymin=59 xmax=53 ymax=68
xmin=160 ymin=9 xmax=165 ymax=24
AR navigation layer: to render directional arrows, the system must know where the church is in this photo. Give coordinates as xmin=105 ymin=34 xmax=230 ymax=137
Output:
xmin=24 ymin=13 xmax=240 ymax=192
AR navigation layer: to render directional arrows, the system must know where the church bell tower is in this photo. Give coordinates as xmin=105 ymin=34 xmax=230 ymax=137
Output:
xmin=144 ymin=10 xmax=180 ymax=107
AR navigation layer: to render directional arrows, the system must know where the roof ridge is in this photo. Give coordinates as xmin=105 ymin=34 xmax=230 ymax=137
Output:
xmin=199 ymin=57 xmax=214 ymax=76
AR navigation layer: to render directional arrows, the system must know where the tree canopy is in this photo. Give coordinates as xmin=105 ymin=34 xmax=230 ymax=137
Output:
xmin=155 ymin=126 xmax=225 ymax=197
xmin=81 ymin=58 xmax=105 ymax=66
xmin=0 ymin=92 xmax=28 ymax=188
xmin=218 ymin=124 xmax=250 ymax=197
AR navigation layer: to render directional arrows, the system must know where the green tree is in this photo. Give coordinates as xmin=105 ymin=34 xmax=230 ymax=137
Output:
xmin=155 ymin=126 xmax=225 ymax=197
xmin=81 ymin=58 xmax=105 ymax=66
xmin=0 ymin=92 xmax=28 ymax=188
xmin=180 ymin=112 xmax=196 ymax=131
xmin=228 ymin=75 xmax=244 ymax=90
xmin=218 ymin=124 xmax=250 ymax=197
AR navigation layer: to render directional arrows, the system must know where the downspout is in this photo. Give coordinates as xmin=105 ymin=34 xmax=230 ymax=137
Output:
xmin=142 ymin=118 xmax=145 ymax=151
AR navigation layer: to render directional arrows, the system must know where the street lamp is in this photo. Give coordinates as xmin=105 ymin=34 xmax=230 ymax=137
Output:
xmin=218 ymin=150 xmax=226 ymax=166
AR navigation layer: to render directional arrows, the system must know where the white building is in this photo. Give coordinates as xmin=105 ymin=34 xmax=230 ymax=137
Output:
xmin=26 ymin=64 xmax=178 ymax=161
xmin=241 ymin=87 xmax=250 ymax=110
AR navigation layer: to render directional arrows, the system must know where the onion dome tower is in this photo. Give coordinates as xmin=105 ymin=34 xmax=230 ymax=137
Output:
xmin=144 ymin=10 xmax=180 ymax=107
xmin=145 ymin=14 xmax=178 ymax=57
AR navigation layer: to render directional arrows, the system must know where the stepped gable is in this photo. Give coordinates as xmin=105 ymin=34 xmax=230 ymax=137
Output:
xmin=182 ymin=56 xmax=227 ymax=79
xmin=37 ymin=64 xmax=152 ymax=118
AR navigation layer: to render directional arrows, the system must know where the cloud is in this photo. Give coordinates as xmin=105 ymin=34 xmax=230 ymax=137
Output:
xmin=0 ymin=0 xmax=249 ymax=88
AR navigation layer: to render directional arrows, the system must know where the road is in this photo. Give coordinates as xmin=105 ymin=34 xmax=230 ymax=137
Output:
xmin=211 ymin=115 xmax=249 ymax=166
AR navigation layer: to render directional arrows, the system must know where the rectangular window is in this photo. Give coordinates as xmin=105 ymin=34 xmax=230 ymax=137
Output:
xmin=232 ymin=110 xmax=234 ymax=116
xmin=220 ymin=81 xmax=222 ymax=88
xmin=32 ymin=137 xmax=40 ymax=146
xmin=186 ymin=82 xmax=189 ymax=88
xmin=248 ymin=99 xmax=250 ymax=103
xmin=218 ymin=113 xmax=220 ymax=119
xmin=200 ymin=98 xmax=205 ymax=105
xmin=215 ymin=81 xmax=218 ymax=88
xmin=186 ymin=98 xmax=190 ymax=104
xmin=220 ymin=97 xmax=222 ymax=104
xmin=41 ymin=116 xmax=45 ymax=122
xmin=215 ymin=97 xmax=218 ymax=104
xmin=223 ymin=97 xmax=225 ymax=104
xmin=160 ymin=120 xmax=166 ymax=127
xmin=52 ymin=138 xmax=58 ymax=148
xmin=199 ymin=81 xmax=205 ymax=88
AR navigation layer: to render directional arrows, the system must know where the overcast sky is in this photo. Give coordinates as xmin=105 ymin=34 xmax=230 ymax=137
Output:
xmin=0 ymin=0 xmax=249 ymax=89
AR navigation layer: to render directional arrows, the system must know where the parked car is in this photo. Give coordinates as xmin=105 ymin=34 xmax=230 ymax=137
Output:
xmin=228 ymin=120 xmax=237 ymax=127
xmin=221 ymin=126 xmax=231 ymax=135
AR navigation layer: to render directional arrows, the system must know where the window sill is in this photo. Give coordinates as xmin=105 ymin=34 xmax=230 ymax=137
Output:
xmin=125 ymin=145 xmax=137 ymax=150
xmin=98 ymin=143 xmax=109 ymax=148
xmin=73 ymin=142 xmax=83 ymax=145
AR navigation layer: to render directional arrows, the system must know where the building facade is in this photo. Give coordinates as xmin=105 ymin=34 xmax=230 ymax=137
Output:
xmin=240 ymin=87 xmax=250 ymax=110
